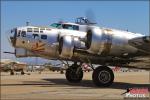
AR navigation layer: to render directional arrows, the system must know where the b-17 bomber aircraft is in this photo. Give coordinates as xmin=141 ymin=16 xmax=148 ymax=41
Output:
xmin=6 ymin=17 xmax=150 ymax=87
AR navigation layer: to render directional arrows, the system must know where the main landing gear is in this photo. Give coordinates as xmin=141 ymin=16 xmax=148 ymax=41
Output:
xmin=65 ymin=62 xmax=114 ymax=87
xmin=65 ymin=63 xmax=83 ymax=83
xmin=92 ymin=66 xmax=114 ymax=87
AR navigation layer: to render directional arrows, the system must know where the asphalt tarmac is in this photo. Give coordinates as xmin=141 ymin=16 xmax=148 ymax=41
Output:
xmin=1 ymin=71 xmax=150 ymax=100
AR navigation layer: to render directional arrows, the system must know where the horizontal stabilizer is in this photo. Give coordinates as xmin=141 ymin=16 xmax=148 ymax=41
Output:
xmin=129 ymin=36 xmax=150 ymax=54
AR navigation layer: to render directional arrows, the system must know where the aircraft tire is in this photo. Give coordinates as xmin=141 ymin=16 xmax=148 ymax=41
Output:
xmin=65 ymin=65 xmax=83 ymax=83
xmin=92 ymin=66 xmax=114 ymax=87
xmin=21 ymin=70 xmax=25 ymax=75
xmin=10 ymin=70 xmax=14 ymax=75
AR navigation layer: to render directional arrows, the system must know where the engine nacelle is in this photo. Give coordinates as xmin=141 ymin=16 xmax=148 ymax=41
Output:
xmin=85 ymin=27 xmax=115 ymax=55
xmin=58 ymin=35 xmax=74 ymax=59
xmin=58 ymin=35 xmax=85 ymax=59
xmin=86 ymin=27 xmax=104 ymax=54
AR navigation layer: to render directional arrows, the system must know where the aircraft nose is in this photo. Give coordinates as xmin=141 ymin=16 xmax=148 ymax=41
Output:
xmin=7 ymin=28 xmax=17 ymax=47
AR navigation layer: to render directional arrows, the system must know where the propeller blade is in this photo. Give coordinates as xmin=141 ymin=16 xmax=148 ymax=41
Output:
xmin=85 ymin=9 xmax=97 ymax=24
xmin=3 ymin=51 xmax=15 ymax=54
xmin=5 ymin=29 xmax=14 ymax=46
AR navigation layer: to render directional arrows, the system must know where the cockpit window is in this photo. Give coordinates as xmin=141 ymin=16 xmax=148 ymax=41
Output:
xmin=21 ymin=31 xmax=26 ymax=37
xmin=62 ymin=24 xmax=73 ymax=30
xmin=17 ymin=30 xmax=21 ymax=37
xmin=27 ymin=28 xmax=32 ymax=32
xmin=50 ymin=23 xmax=79 ymax=30
xmin=50 ymin=23 xmax=62 ymax=28
xmin=62 ymin=24 xmax=79 ymax=30
xmin=17 ymin=30 xmax=26 ymax=37
xmin=34 ymin=28 xmax=39 ymax=32
xmin=73 ymin=25 xmax=79 ymax=30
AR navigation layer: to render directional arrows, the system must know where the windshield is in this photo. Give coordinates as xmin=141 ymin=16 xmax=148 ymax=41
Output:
xmin=62 ymin=24 xmax=73 ymax=30
xmin=50 ymin=23 xmax=62 ymax=28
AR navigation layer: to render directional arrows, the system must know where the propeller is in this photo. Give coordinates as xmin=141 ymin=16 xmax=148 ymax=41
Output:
xmin=4 ymin=29 xmax=16 ymax=55
xmin=3 ymin=51 xmax=15 ymax=54
xmin=80 ymin=9 xmax=97 ymax=49
xmin=5 ymin=28 xmax=17 ymax=47
xmin=58 ymin=18 xmax=65 ymax=24
xmin=85 ymin=9 xmax=97 ymax=24
xmin=3 ymin=50 xmax=16 ymax=58
xmin=5 ymin=30 xmax=13 ymax=45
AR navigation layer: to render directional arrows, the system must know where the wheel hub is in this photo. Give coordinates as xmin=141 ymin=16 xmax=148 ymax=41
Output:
xmin=98 ymin=70 xmax=111 ymax=84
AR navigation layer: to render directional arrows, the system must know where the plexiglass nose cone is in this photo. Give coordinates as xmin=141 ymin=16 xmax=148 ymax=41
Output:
xmin=6 ymin=28 xmax=17 ymax=47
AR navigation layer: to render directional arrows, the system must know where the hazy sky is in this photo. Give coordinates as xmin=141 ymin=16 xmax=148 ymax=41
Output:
xmin=1 ymin=1 xmax=149 ymax=63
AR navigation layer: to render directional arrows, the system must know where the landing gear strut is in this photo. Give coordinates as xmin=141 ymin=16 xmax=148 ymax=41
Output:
xmin=92 ymin=66 xmax=114 ymax=87
xmin=21 ymin=69 xmax=25 ymax=75
xmin=65 ymin=63 xmax=83 ymax=83
xmin=10 ymin=70 xmax=14 ymax=75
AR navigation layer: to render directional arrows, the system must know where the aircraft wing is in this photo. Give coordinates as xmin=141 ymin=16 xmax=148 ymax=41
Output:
xmin=128 ymin=56 xmax=150 ymax=70
xmin=128 ymin=36 xmax=150 ymax=54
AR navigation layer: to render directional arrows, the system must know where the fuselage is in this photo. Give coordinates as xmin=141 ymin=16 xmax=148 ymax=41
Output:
xmin=8 ymin=22 xmax=145 ymax=61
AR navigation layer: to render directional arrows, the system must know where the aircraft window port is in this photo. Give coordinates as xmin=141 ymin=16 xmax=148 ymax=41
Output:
xmin=21 ymin=31 xmax=26 ymax=37
xmin=40 ymin=31 xmax=43 ymax=33
xmin=40 ymin=28 xmax=45 ymax=30
xmin=62 ymin=24 xmax=79 ymax=30
xmin=34 ymin=28 xmax=39 ymax=32
xmin=27 ymin=28 xmax=32 ymax=32
xmin=73 ymin=25 xmax=79 ymax=30
xmin=41 ymin=35 xmax=47 ymax=39
xmin=32 ymin=34 xmax=39 ymax=39
xmin=17 ymin=30 xmax=21 ymax=37
xmin=46 ymin=28 xmax=51 ymax=31
xmin=62 ymin=24 xmax=73 ymax=30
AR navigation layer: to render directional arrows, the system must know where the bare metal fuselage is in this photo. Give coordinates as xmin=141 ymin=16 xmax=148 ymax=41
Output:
xmin=7 ymin=19 xmax=150 ymax=70
xmin=12 ymin=25 xmax=144 ymax=61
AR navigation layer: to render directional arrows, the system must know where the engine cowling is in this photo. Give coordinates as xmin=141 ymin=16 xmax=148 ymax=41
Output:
xmin=58 ymin=35 xmax=74 ymax=59
xmin=58 ymin=35 xmax=85 ymax=59
xmin=85 ymin=27 xmax=114 ymax=55
xmin=85 ymin=27 xmax=104 ymax=54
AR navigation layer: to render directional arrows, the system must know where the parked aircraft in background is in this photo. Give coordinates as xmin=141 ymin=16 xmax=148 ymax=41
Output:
xmin=0 ymin=59 xmax=27 ymax=75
